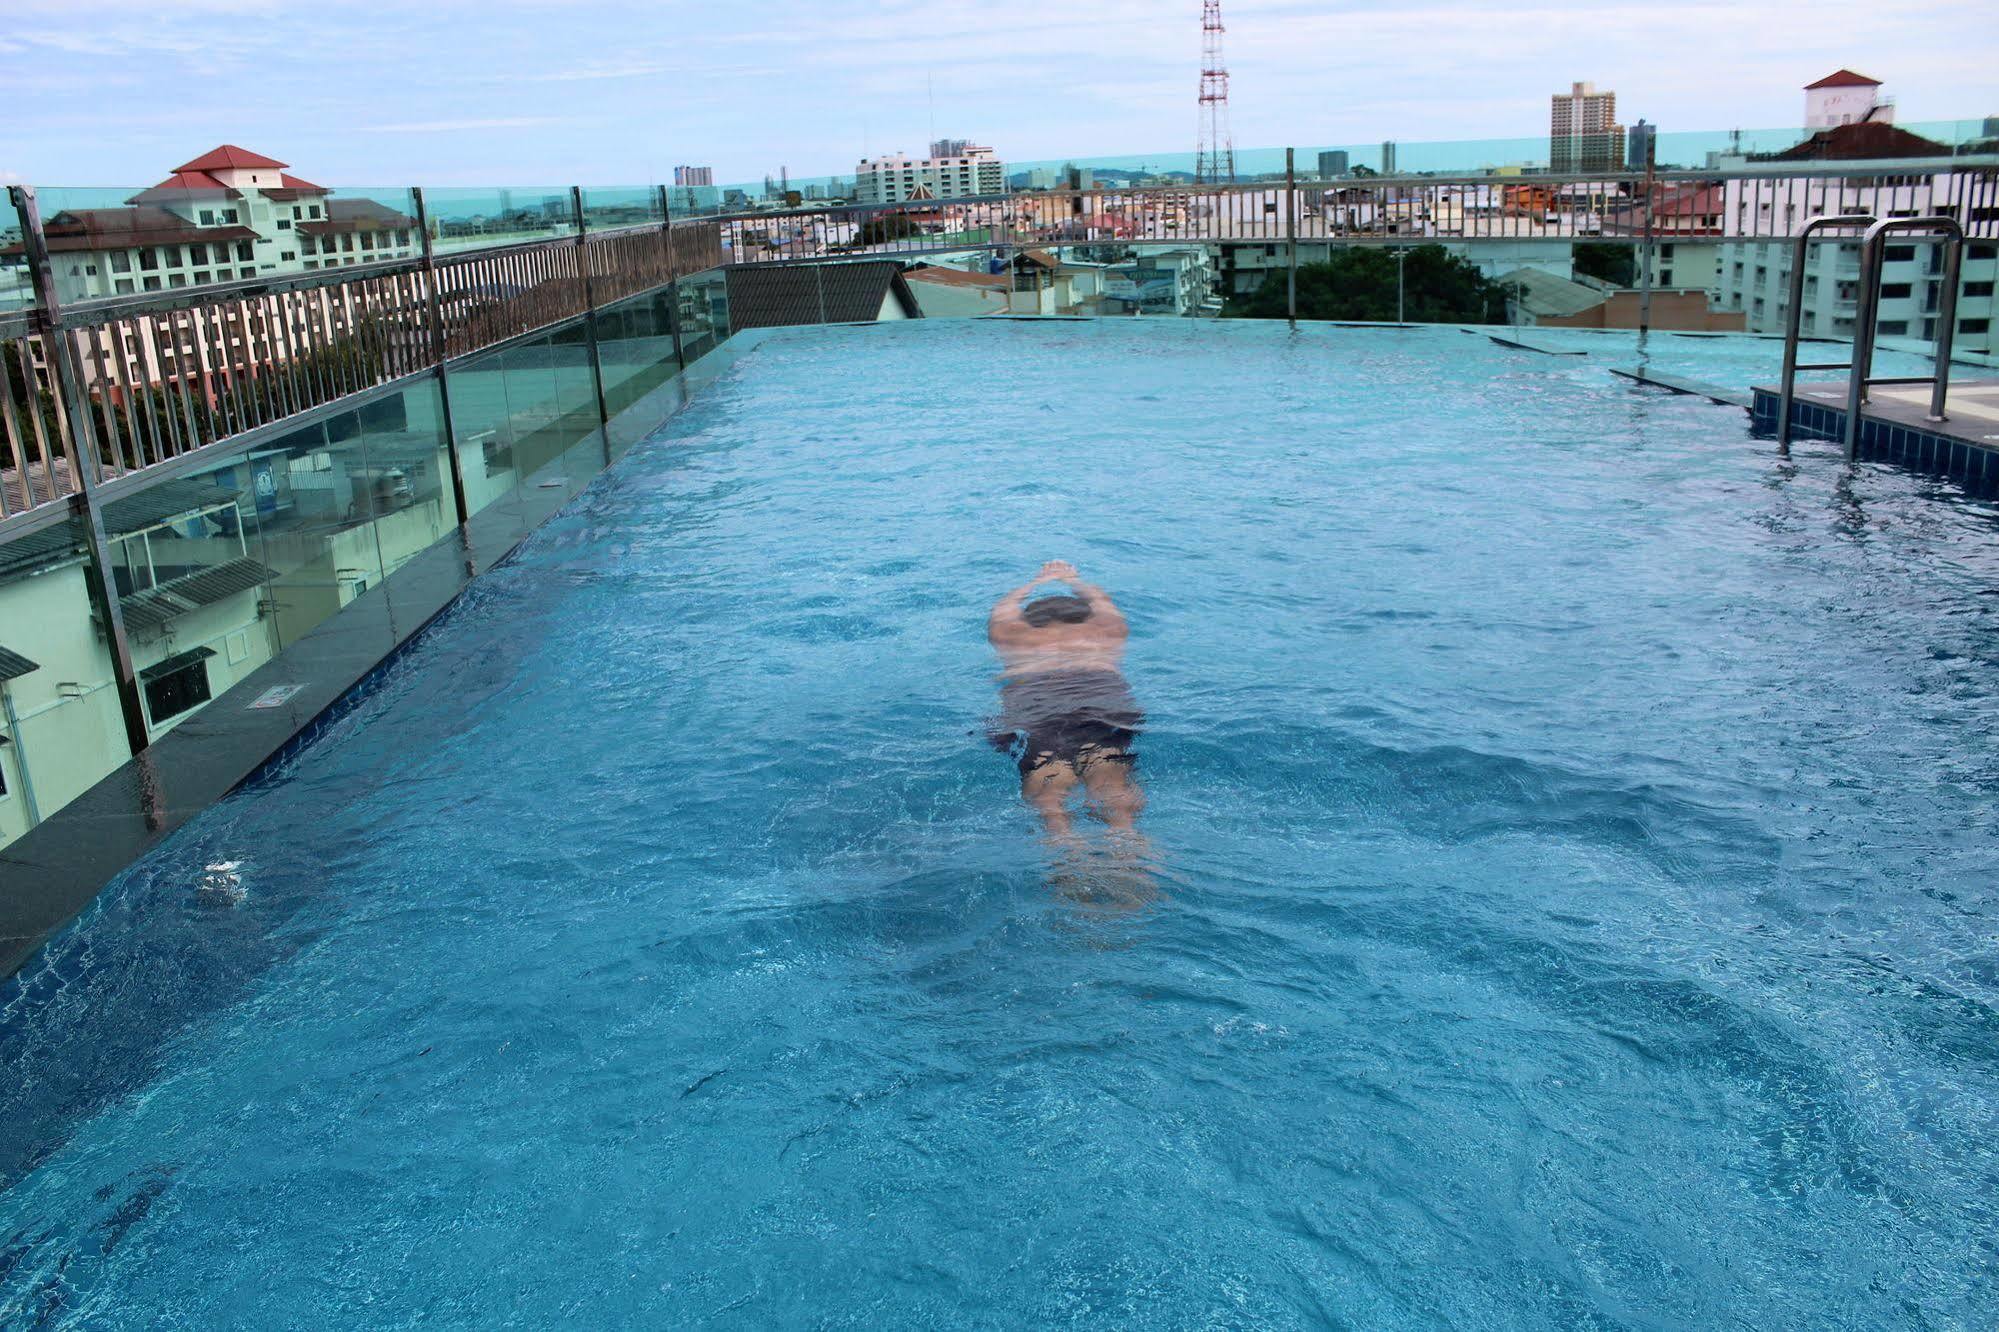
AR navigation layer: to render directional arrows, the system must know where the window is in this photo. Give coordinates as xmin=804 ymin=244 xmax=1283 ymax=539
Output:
xmin=1877 ymin=320 xmax=1907 ymax=335
xmin=194 ymin=271 xmax=210 ymax=284
xmin=168 ymin=273 xmax=186 ymax=288
xmin=141 ymin=648 xmax=214 ymax=726
xmin=115 ymin=278 xmax=134 ymax=294
xmin=143 ymin=276 xmax=161 ymax=291
xmin=188 ymin=243 xmax=207 ymax=265
xmin=291 ymin=205 xmax=303 ymax=219
xmin=1963 ymin=318 xmax=1991 ymax=334
xmin=221 ymin=208 xmax=239 ymax=223
xmin=1883 ymin=244 xmax=1915 ymax=262
xmin=277 ymin=218 xmax=291 ymax=229
xmin=199 ymin=209 xmax=216 ymax=225
xmin=1659 ymin=269 xmax=1673 ymax=285
xmin=1881 ymin=283 xmax=1911 ymax=299
xmin=360 ymin=233 xmax=375 ymax=250
xmin=1970 ymin=244 xmax=1997 ymax=261
xmin=236 ymin=241 xmax=254 ymax=261
xmin=308 ymin=204 xmax=321 ymax=219
xmin=110 ymin=251 xmax=131 ymax=273
xmin=0 ymin=741 xmax=9 ymax=798
xmin=396 ymin=229 xmax=410 ymax=246
xmin=341 ymin=235 xmax=354 ymax=252
xmin=1965 ymin=281 xmax=1994 ymax=298
xmin=138 ymin=249 xmax=158 ymax=270
xmin=279 ymin=251 xmax=296 ymax=262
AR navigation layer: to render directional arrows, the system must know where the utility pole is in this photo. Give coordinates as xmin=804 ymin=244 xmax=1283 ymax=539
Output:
xmin=1393 ymin=247 xmax=1411 ymax=324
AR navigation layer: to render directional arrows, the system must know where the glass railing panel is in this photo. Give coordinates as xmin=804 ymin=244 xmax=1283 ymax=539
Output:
xmin=0 ymin=510 xmax=103 ymax=849
xmin=420 ymin=187 xmax=576 ymax=257
xmin=593 ymin=287 xmax=684 ymax=459
xmin=580 ymin=186 xmax=661 ymax=234
xmin=1 ymin=192 xmax=32 ymax=313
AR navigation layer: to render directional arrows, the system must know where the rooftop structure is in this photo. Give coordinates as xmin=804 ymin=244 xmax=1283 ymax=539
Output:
xmin=1804 ymin=69 xmax=1890 ymax=128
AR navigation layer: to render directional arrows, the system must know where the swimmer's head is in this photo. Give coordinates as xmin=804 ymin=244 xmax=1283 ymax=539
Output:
xmin=1023 ymin=595 xmax=1093 ymax=627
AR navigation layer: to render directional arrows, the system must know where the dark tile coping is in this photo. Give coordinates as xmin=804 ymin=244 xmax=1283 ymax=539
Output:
xmin=1749 ymin=379 xmax=1999 ymax=498
xmin=0 ymin=328 xmax=776 ymax=980
xmin=1607 ymin=367 xmax=1753 ymax=407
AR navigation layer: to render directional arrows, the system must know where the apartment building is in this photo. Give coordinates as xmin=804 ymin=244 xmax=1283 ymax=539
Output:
xmin=853 ymin=145 xmax=1007 ymax=205
xmin=1550 ymin=82 xmax=1625 ymax=174
xmin=1711 ymin=97 xmax=1997 ymax=356
xmin=5 ymin=146 xmax=418 ymax=306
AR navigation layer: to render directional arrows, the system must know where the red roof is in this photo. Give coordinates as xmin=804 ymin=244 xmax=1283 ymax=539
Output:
xmin=277 ymin=172 xmax=326 ymax=192
xmin=174 ymin=145 xmax=288 ymax=172
xmin=1804 ymin=69 xmax=1881 ymax=90
xmin=1767 ymin=121 xmax=1948 ymax=161
xmin=124 ymin=170 xmax=239 ymax=203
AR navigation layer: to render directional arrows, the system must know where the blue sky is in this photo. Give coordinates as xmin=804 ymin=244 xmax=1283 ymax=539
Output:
xmin=2 ymin=0 xmax=1993 ymax=189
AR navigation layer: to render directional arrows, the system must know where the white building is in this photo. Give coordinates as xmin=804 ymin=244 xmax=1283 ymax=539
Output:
xmin=1711 ymin=109 xmax=1997 ymax=357
xmin=1805 ymin=70 xmax=1891 ymax=129
xmin=4 ymin=146 xmax=419 ymax=306
xmin=853 ymin=145 xmax=1007 ymax=205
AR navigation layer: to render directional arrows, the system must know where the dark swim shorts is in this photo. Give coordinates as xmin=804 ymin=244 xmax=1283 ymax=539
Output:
xmin=991 ymin=668 xmax=1144 ymax=775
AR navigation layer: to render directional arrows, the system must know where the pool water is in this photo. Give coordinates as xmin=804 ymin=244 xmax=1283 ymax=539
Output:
xmin=4 ymin=321 xmax=1998 ymax=1327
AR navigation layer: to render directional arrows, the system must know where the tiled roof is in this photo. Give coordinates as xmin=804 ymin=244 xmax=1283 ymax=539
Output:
xmin=265 ymin=173 xmax=330 ymax=201
xmin=1804 ymin=70 xmax=1881 ymax=90
xmin=297 ymin=198 xmax=417 ymax=235
xmin=126 ymin=171 xmax=241 ymax=205
xmin=725 ymin=261 xmax=924 ymax=328
xmin=0 ymin=645 xmax=42 ymax=681
xmin=7 ymin=207 xmax=261 ymax=256
xmin=903 ymin=264 xmax=1008 ymax=289
xmin=175 ymin=145 xmax=288 ymax=172
xmin=1766 ymin=122 xmax=1950 ymax=161
xmin=120 ymin=557 xmax=275 ymax=633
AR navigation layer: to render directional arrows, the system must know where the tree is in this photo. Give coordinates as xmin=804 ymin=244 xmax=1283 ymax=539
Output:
xmin=1228 ymin=244 xmax=1507 ymax=323
xmin=1572 ymin=242 xmax=1635 ymax=287
xmin=856 ymin=213 xmax=921 ymax=247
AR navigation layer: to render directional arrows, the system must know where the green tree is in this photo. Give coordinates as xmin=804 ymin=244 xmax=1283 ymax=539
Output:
xmin=856 ymin=213 xmax=921 ymax=247
xmin=1572 ymin=242 xmax=1635 ymax=287
xmin=1228 ymin=244 xmax=1507 ymax=323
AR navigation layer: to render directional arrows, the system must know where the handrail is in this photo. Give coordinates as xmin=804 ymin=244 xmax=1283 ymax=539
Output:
xmin=1844 ymin=216 xmax=1964 ymax=459
xmin=1775 ymin=214 xmax=1874 ymax=450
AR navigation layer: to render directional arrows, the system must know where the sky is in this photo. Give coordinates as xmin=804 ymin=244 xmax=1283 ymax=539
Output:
xmin=1 ymin=0 xmax=1994 ymax=189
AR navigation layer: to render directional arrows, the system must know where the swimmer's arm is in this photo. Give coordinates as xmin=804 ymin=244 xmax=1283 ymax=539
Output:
xmin=1071 ymin=580 xmax=1129 ymax=638
xmin=988 ymin=580 xmax=1037 ymax=643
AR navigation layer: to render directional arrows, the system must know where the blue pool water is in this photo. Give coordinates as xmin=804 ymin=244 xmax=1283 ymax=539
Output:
xmin=4 ymin=321 xmax=1998 ymax=1327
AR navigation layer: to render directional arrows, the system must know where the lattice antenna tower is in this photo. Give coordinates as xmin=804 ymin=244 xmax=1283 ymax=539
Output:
xmin=1194 ymin=0 xmax=1235 ymax=184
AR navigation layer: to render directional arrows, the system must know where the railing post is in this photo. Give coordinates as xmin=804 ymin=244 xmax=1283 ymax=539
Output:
xmin=657 ymin=185 xmax=687 ymax=372
xmin=411 ymin=188 xmax=471 ymax=528
xmin=9 ymin=184 xmax=152 ymax=758
xmin=1285 ymin=148 xmax=1299 ymax=327
xmin=570 ymin=186 xmax=612 ymax=448
xmin=1637 ymin=132 xmax=1656 ymax=339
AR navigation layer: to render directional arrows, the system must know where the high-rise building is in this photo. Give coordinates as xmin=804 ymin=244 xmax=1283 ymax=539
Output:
xmin=673 ymin=166 xmax=714 ymax=187
xmin=1380 ymin=141 xmax=1398 ymax=175
xmin=1627 ymin=121 xmax=1655 ymax=170
xmin=1317 ymin=150 xmax=1350 ymax=178
xmin=853 ymin=145 xmax=1006 ymax=204
xmin=928 ymin=139 xmax=972 ymax=159
xmin=1550 ymin=82 xmax=1624 ymax=173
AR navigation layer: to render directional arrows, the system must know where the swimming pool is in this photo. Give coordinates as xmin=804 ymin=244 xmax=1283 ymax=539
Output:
xmin=3 ymin=320 xmax=1996 ymax=1327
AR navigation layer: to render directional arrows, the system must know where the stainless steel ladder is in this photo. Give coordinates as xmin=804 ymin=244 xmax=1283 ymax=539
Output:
xmin=1842 ymin=216 xmax=1965 ymax=459
xmin=1775 ymin=214 xmax=1872 ymax=451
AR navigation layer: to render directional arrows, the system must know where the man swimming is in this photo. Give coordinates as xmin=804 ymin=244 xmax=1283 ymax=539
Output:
xmin=988 ymin=561 xmax=1145 ymax=841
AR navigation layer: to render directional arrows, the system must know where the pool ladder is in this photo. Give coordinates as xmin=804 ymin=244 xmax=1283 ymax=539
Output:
xmin=1777 ymin=214 xmax=1966 ymax=458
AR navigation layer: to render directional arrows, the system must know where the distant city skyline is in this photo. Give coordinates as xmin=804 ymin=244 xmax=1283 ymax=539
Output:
xmin=3 ymin=0 xmax=1994 ymax=188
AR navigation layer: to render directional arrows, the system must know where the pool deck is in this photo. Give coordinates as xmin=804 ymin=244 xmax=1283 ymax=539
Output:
xmin=1749 ymin=378 xmax=1999 ymax=497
